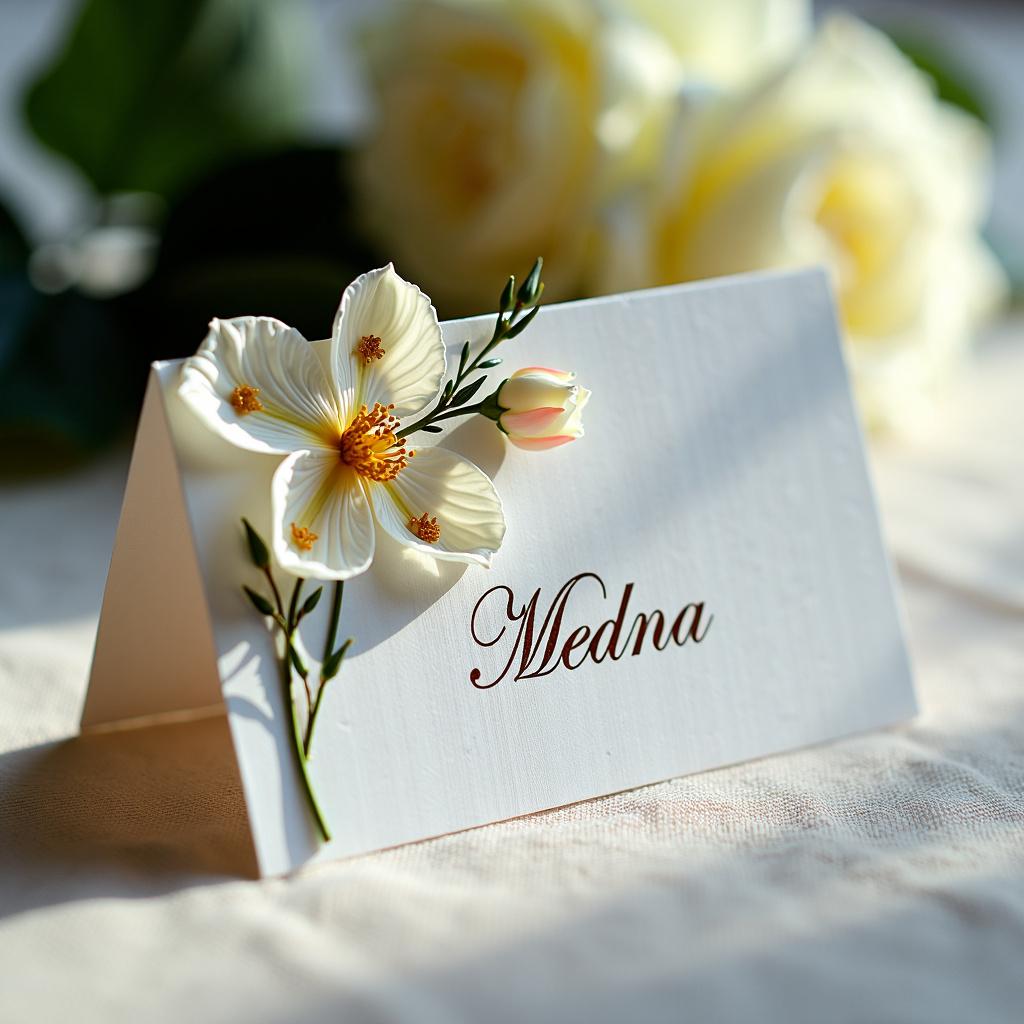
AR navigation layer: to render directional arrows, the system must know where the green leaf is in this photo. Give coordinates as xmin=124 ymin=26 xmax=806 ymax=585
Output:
xmin=451 ymin=376 xmax=486 ymax=407
xmin=241 ymin=518 xmax=270 ymax=569
xmin=457 ymin=341 xmax=471 ymax=377
xmin=23 ymin=0 xmax=311 ymax=198
xmin=516 ymin=258 xmax=543 ymax=306
xmin=498 ymin=275 xmax=515 ymax=313
xmin=242 ymin=585 xmax=274 ymax=616
xmin=299 ymin=586 xmax=323 ymax=618
xmin=421 ymin=424 xmax=444 ymax=433
xmin=505 ymin=303 xmax=541 ymax=339
xmin=321 ymin=638 xmax=353 ymax=682
xmin=288 ymin=642 xmax=307 ymax=678
xmin=478 ymin=357 xmax=502 ymax=369
xmin=886 ymin=27 xmax=992 ymax=127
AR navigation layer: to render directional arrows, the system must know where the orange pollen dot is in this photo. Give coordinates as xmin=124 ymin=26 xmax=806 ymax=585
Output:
xmin=355 ymin=334 xmax=385 ymax=364
xmin=290 ymin=523 xmax=318 ymax=551
xmin=230 ymin=385 xmax=263 ymax=415
xmin=338 ymin=403 xmax=414 ymax=482
xmin=409 ymin=513 xmax=441 ymax=544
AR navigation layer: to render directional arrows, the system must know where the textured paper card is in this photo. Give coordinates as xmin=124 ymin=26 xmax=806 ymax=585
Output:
xmin=84 ymin=268 xmax=916 ymax=876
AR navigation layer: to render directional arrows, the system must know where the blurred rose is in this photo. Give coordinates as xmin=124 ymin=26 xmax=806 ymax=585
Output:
xmin=617 ymin=0 xmax=809 ymax=88
xmin=597 ymin=14 xmax=1007 ymax=435
xmin=354 ymin=0 xmax=810 ymax=318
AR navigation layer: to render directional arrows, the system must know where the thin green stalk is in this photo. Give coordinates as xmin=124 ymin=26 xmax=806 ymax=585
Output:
xmin=322 ymin=581 xmax=344 ymax=666
xmin=262 ymin=566 xmax=284 ymax=618
xmin=281 ymin=654 xmax=331 ymax=842
xmin=306 ymin=636 xmax=351 ymax=757
xmin=287 ymin=577 xmax=304 ymax=633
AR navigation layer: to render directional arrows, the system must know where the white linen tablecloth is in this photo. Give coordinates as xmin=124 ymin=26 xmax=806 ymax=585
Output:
xmin=1 ymin=319 xmax=1022 ymax=1023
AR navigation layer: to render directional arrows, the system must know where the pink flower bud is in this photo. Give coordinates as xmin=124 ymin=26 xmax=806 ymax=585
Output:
xmin=498 ymin=367 xmax=589 ymax=450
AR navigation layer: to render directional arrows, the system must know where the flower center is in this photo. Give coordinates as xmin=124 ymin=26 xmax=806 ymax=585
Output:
xmin=408 ymin=512 xmax=441 ymax=544
xmin=339 ymin=403 xmax=414 ymax=482
xmin=354 ymin=334 xmax=385 ymax=364
xmin=290 ymin=523 xmax=318 ymax=551
xmin=230 ymin=384 xmax=263 ymax=415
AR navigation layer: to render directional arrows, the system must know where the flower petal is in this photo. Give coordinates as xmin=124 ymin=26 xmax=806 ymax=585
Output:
xmin=500 ymin=406 xmax=569 ymax=437
xmin=271 ymin=450 xmax=375 ymax=581
xmin=179 ymin=317 xmax=341 ymax=454
xmin=371 ymin=447 xmax=505 ymax=567
xmin=508 ymin=434 xmax=576 ymax=451
xmin=331 ymin=264 xmax=446 ymax=421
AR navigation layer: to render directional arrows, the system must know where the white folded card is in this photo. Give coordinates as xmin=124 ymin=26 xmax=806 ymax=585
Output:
xmin=83 ymin=267 xmax=916 ymax=877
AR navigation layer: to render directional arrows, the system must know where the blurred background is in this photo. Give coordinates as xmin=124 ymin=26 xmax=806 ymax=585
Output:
xmin=0 ymin=0 xmax=1020 ymax=470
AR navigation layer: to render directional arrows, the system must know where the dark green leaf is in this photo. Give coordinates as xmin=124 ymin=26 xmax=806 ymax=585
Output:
xmin=442 ymin=379 xmax=454 ymax=399
xmin=321 ymin=638 xmax=353 ymax=682
xmin=457 ymin=340 xmax=471 ymax=376
xmin=478 ymin=357 xmax=502 ymax=369
xmin=288 ymin=642 xmax=307 ymax=678
xmin=421 ymin=424 xmax=444 ymax=433
xmin=451 ymin=376 xmax=485 ymax=407
xmin=505 ymin=303 xmax=541 ymax=339
xmin=516 ymin=258 xmax=543 ymax=306
xmin=299 ymin=586 xmax=323 ymax=618
xmin=23 ymin=0 xmax=311 ymax=198
xmin=498 ymin=275 xmax=515 ymax=313
xmin=242 ymin=585 xmax=274 ymax=616
xmin=241 ymin=518 xmax=270 ymax=569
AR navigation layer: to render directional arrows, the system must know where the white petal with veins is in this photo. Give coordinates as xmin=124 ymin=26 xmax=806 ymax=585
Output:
xmin=331 ymin=265 xmax=446 ymax=421
xmin=271 ymin=450 xmax=376 ymax=580
xmin=371 ymin=446 xmax=506 ymax=567
xmin=179 ymin=317 xmax=341 ymax=455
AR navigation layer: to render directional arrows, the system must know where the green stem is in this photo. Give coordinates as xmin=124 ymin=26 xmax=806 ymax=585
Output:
xmin=306 ymin=639 xmax=350 ymax=757
xmin=281 ymin=656 xmax=331 ymax=842
xmin=262 ymin=566 xmax=285 ymax=618
xmin=287 ymin=578 xmax=304 ymax=633
xmin=285 ymin=579 xmax=313 ymax=715
xmin=397 ymin=309 xmax=523 ymax=439
xmin=431 ymin=402 xmax=486 ymax=424
xmin=322 ymin=581 xmax=344 ymax=666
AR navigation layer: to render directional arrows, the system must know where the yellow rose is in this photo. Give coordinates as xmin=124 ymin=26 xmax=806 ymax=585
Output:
xmin=353 ymin=0 xmax=809 ymax=317
xmin=598 ymin=14 xmax=1007 ymax=435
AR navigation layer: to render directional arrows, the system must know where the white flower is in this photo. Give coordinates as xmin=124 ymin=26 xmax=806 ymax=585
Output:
xmin=353 ymin=0 xmax=807 ymax=316
xmin=596 ymin=14 xmax=1007 ymax=434
xmin=178 ymin=265 xmax=506 ymax=580
xmin=497 ymin=367 xmax=589 ymax=450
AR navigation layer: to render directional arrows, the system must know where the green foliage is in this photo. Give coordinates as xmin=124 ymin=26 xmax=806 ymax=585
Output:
xmin=24 ymin=0 xmax=310 ymax=199
xmin=321 ymin=638 xmax=353 ymax=683
xmin=886 ymin=27 xmax=993 ymax=128
xmin=242 ymin=585 xmax=274 ymax=616
xmin=242 ymin=518 xmax=270 ymax=569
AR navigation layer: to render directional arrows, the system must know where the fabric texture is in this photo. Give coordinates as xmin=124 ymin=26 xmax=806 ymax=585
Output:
xmin=1 ymin=321 xmax=1023 ymax=1023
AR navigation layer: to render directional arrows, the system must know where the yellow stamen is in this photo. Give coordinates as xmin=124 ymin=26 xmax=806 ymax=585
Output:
xmin=409 ymin=512 xmax=441 ymax=544
xmin=230 ymin=385 xmax=263 ymax=415
xmin=355 ymin=334 xmax=385 ymax=364
xmin=339 ymin=403 xmax=414 ymax=482
xmin=290 ymin=523 xmax=318 ymax=551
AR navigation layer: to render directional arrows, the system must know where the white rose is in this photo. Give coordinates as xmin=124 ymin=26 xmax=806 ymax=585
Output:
xmin=597 ymin=14 xmax=1007 ymax=435
xmin=353 ymin=0 xmax=809 ymax=317
xmin=616 ymin=0 xmax=809 ymax=88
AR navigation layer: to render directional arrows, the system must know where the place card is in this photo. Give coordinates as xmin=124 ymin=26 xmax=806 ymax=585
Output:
xmin=83 ymin=267 xmax=916 ymax=876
